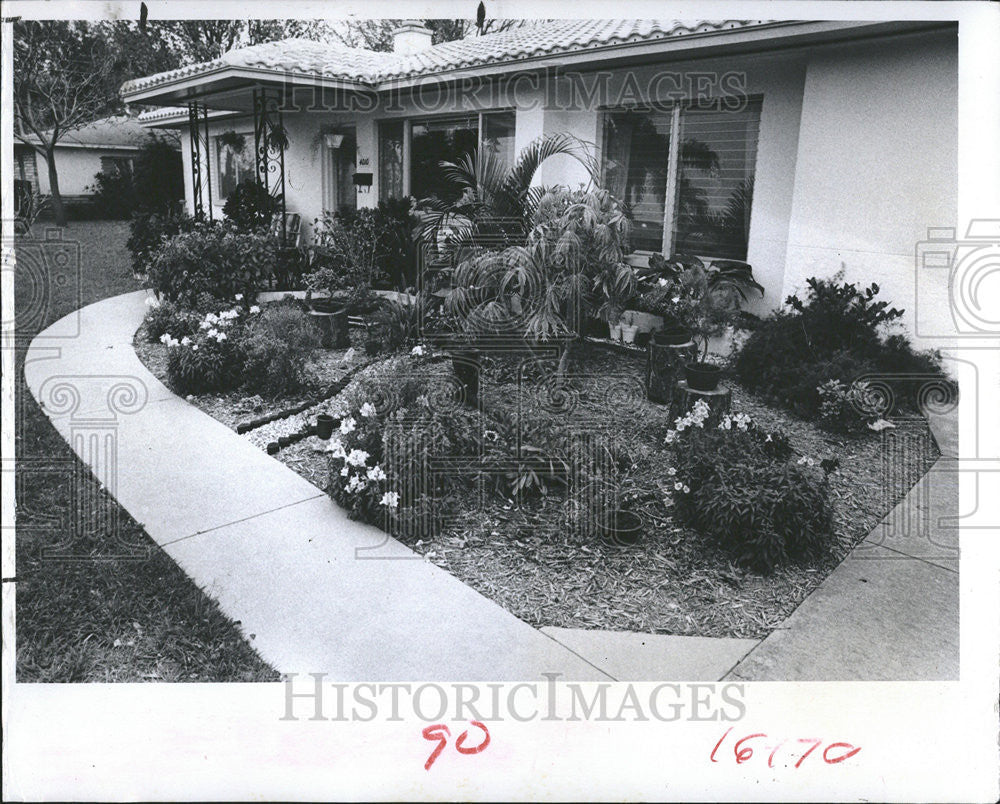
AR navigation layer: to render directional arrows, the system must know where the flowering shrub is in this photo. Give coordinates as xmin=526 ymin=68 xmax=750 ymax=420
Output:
xmin=142 ymin=296 xmax=199 ymax=343
xmin=666 ymin=400 xmax=833 ymax=573
xmin=147 ymin=222 xmax=276 ymax=307
xmin=325 ymin=351 xmax=496 ymax=532
xmin=163 ymin=304 xmax=253 ymax=395
xmin=242 ymin=304 xmax=321 ymax=396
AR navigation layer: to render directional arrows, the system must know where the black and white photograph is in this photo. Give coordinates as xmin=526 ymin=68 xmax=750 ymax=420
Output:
xmin=3 ymin=1 xmax=999 ymax=800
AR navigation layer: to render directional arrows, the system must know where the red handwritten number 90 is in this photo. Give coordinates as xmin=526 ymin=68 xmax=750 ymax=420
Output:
xmin=422 ymin=721 xmax=491 ymax=770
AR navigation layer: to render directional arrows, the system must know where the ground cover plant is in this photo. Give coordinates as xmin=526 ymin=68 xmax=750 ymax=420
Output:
xmin=734 ymin=273 xmax=952 ymax=432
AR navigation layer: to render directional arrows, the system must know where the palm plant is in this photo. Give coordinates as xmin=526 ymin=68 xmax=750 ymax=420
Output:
xmin=416 ymin=133 xmax=600 ymax=256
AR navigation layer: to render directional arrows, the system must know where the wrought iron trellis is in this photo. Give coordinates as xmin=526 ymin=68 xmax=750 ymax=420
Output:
xmin=186 ymin=101 xmax=213 ymax=221
xmin=252 ymin=87 xmax=287 ymax=245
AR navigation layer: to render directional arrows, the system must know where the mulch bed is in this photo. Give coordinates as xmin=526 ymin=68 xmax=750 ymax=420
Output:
xmin=134 ymin=334 xmax=938 ymax=640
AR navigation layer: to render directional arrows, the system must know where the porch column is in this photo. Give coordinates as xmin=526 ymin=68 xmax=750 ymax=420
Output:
xmin=252 ymin=88 xmax=288 ymax=244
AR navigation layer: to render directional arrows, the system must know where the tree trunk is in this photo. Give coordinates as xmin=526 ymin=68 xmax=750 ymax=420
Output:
xmin=45 ymin=148 xmax=67 ymax=227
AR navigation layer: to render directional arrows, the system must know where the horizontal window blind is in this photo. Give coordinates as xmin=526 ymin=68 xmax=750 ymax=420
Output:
xmin=672 ymin=99 xmax=761 ymax=260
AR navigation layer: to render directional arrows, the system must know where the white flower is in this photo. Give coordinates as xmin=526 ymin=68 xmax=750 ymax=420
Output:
xmin=206 ymin=328 xmax=219 ymax=339
xmin=667 ymin=467 xmax=677 ymax=476
xmin=216 ymin=331 xmax=227 ymax=341
xmin=159 ymin=333 xmax=170 ymax=344
xmin=671 ymin=296 xmax=681 ymax=304
xmin=410 ymin=345 xmax=425 ymax=357
xmin=180 ymin=336 xmax=192 ymax=346
xmin=339 ymin=417 xmax=357 ymax=435
xmin=682 ymin=485 xmax=690 ymax=494
xmin=327 ymin=439 xmax=346 ymax=458
xmin=674 ymin=481 xmax=684 ymax=491
xmin=797 ymin=456 xmax=816 ymax=467
xmin=199 ymin=320 xmax=212 ymax=330
xmin=416 ymin=394 xmax=430 ymax=408
xmin=235 ymin=294 xmax=244 ymax=301
xmin=765 ymin=434 xmax=773 ymax=442
xmin=367 ymin=465 xmax=386 ymax=481
xmin=346 ymin=474 xmax=367 ymax=494
xmin=192 ymin=344 xmax=199 ymax=351
xmin=249 ymin=305 xmax=261 ymax=314
xmin=340 ymin=466 xmax=349 ymax=476
xmin=664 ymin=430 xmax=676 ymax=444
xmin=359 ymin=402 xmax=376 ymax=418
xmin=868 ymin=418 xmax=896 ymax=432
xmin=657 ymin=278 xmax=669 ymax=287
xmin=346 ymin=449 xmax=369 ymax=467
xmin=380 ymin=491 xmax=400 ymax=508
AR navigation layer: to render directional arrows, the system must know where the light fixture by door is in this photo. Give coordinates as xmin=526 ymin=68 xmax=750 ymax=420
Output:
xmin=324 ymin=133 xmax=345 ymax=149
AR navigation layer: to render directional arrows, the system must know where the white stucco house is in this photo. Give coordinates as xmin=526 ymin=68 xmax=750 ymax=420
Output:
xmin=14 ymin=115 xmax=166 ymax=203
xmin=122 ymin=19 xmax=958 ymax=343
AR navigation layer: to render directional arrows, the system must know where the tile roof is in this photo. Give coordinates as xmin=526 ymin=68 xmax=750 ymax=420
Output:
xmin=123 ymin=19 xmax=768 ymax=95
xmin=19 ymin=115 xmax=161 ymax=149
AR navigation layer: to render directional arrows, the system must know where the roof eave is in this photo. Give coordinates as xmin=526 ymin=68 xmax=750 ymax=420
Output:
xmin=122 ymin=65 xmax=373 ymax=106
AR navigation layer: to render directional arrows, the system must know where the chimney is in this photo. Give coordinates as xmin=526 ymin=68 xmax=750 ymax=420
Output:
xmin=392 ymin=20 xmax=433 ymax=54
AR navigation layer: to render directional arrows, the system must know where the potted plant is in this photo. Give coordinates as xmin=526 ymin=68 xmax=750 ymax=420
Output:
xmin=303 ymin=261 xmax=351 ymax=348
xmin=316 ymin=413 xmax=335 ymax=440
xmin=620 ymin=311 xmax=639 ymax=345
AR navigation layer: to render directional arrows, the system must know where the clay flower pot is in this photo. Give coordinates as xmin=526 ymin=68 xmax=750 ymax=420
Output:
xmin=620 ymin=323 xmax=639 ymax=344
xmin=600 ymin=509 xmax=644 ymax=546
xmin=316 ymin=414 xmax=335 ymax=440
xmin=684 ymin=361 xmax=723 ymax=392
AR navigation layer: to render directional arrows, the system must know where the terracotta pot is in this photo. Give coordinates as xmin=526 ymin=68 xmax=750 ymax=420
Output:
xmin=316 ymin=414 xmax=335 ymax=440
xmin=620 ymin=324 xmax=639 ymax=344
xmin=685 ymin=361 xmax=723 ymax=392
xmin=600 ymin=509 xmax=644 ymax=546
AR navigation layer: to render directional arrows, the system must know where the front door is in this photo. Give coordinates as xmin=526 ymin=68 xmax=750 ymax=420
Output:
xmin=325 ymin=130 xmax=357 ymax=215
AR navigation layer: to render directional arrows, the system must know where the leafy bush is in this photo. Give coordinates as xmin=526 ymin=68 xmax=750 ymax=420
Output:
xmin=667 ymin=401 xmax=833 ymax=572
xmin=162 ymin=306 xmax=249 ymax=395
xmin=242 ymin=305 xmax=321 ymax=396
xmin=222 ymin=180 xmax=279 ymax=230
xmin=735 ymin=275 xmax=950 ymax=419
xmin=147 ymin=222 xmax=276 ymax=307
xmin=133 ymin=136 xmax=185 ymax=214
xmin=89 ymin=168 xmax=136 ymax=219
xmin=127 ymin=202 xmax=192 ymax=276
xmin=141 ymin=297 xmax=199 ymax=343
xmin=324 ymin=354 xmax=491 ymax=530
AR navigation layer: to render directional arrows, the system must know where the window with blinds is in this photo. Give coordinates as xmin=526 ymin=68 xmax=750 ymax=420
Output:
xmin=602 ymin=98 xmax=762 ymax=260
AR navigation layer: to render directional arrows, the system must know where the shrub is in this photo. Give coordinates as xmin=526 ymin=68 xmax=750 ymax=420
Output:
xmin=128 ymin=203 xmax=193 ymax=276
xmin=325 ymin=354 xmax=495 ymax=530
xmin=147 ymin=222 xmax=276 ymax=307
xmin=142 ymin=297 xmax=199 ymax=343
xmin=242 ymin=305 xmax=321 ymax=396
xmin=89 ymin=168 xmax=136 ymax=219
xmin=735 ymin=275 xmax=950 ymax=418
xmin=133 ymin=136 xmax=185 ymax=214
xmin=667 ymin=401 xmax=833 ymax=572
xmin=222 ymin=180 xmax=279 ymax=230
xmin=162 ymin=305 xmax=251 ymax=395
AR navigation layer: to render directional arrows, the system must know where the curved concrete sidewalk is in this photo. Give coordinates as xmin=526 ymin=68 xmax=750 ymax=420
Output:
xmin=25 ymin=290 xmax=614 ymax=680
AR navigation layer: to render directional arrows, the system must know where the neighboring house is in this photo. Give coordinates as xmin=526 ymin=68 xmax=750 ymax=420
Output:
xmin=14 ymin=115 xmax=171 ymax=205
xmin=122 ymin=19 xmax=958 ymax=342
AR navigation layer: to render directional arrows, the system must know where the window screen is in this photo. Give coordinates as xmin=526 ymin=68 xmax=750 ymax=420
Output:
xmin=379 ymin=121 xmax=404 ymax=201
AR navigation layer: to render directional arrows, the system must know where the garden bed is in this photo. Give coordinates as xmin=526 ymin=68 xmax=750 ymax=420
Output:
xmin=135 ymin=331 xmax=939 ymax=640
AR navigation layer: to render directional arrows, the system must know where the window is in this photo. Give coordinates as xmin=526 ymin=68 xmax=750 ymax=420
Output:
xmin=602 ymin=99 xmax=761 ymax=260
xmin=100 ymin=156 xmax=133 ymax=179
xmin=216 ymin=135 xmax=254 ymax=201
xmin=380 ymin=111 xmax=516 ymax=203
xmin=379 ymin=121 xmax=404 ymax=201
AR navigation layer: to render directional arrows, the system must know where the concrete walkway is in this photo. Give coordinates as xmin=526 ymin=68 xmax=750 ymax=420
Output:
xmin=726 ymin=455 xmax=959 ymax=681
xmin=25 ymin=290 xmax=958 ymax=682
xmin=25 ymin=291 xmax=612 ymax=680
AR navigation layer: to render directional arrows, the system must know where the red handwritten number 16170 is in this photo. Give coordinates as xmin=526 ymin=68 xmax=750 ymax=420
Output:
xmin=423 ymin=721 xmax=491 ymax=770
xmin=711 ymin=727 xmax=861 ymax=769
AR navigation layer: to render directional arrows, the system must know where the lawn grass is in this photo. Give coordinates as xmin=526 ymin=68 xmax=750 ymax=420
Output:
xmin=14 ymin=220 xmax=279 ymax=681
